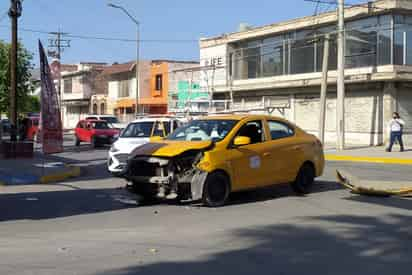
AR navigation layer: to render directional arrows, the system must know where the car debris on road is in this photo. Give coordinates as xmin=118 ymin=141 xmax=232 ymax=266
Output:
xmin=336 ymin=169 xmax=412 ymax=197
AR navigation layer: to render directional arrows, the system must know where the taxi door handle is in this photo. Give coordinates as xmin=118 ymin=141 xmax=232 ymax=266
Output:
xmin=292 ymin=145 xmax=301 ymax=151
xmin=263 ymin=152 xmax=271 ymax=157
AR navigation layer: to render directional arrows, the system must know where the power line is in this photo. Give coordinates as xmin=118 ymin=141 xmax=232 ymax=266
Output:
xmin=0 ymin=24 xmax=199 ymax=43
xmin=304 ymin=0 xmax=388 ymax=11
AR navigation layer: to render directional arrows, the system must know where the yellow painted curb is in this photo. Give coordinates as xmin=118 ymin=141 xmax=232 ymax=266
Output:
xmin=325 ymin=154 xmax=412 ymax=165
xmin=40 ymin=165 xmax=81 ymax=184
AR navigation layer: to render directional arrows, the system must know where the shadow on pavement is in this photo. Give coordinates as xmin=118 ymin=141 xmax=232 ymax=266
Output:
xmin=0 ymin=187 xmax=138 ymax=222
xmin=96 ymin=213 xmax=412 ymax=275
xmin=227 ymin=180 xmax=341 ymax=206
xmin=344 ymin=195 xmax=412 ymax=211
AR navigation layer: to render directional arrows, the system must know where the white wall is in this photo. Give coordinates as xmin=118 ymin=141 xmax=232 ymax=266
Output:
xmin=200 ymin=44 xmax=228 ymax=94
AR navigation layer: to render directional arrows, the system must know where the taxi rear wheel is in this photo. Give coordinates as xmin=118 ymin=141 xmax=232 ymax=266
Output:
xmin=292 ymin=163 xmax=315 ymax=195
xmin=202 ymin=172 xmax=230 ymax=207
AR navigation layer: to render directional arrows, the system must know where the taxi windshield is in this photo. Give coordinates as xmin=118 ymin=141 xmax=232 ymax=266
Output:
xmin=167 ymin=119 xmax=237 ymax=142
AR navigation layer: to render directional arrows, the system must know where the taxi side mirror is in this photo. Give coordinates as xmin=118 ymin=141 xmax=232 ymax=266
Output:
xmin=150 ymin=136 xmax=164 ymax=142
xmin=233 ymin=136 xmax=251 ymax=147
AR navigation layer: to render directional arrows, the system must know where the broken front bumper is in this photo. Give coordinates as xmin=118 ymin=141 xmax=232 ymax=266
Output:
xmin=126 ymin=163 xmax=208 ymax=201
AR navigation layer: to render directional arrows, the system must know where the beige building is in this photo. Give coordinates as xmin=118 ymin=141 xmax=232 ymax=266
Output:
xmin=61 ymin=63 xmax=107 ymax=129
xmin=104 ymin=61 xmax=152 ymax=123
xmin=200 ymin=0 xmax=412 ymax=146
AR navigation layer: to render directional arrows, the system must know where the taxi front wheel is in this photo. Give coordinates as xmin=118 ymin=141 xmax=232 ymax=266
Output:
xmin=202 ymin=172 xmax=230 ymax=207
xmin=292 ymin=163 xmax=315 ymax=195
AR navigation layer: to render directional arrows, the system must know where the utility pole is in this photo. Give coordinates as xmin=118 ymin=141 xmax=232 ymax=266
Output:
xmin=108 ymin=3 xmax=140 ymax=116
xmin=319 ymin=34 xmax=330 ymax=145
xmin=337 ymin=0 xmax=346 ymax=150
xmin=135 ymin=24 xmax=140 ymax=116
xmin=48 ymin=31 xmax=70 ymax=106
xmin=8 ymin=0 xmax=22 ymax=142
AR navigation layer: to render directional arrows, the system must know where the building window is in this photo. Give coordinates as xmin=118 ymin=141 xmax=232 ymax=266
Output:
xmin=345 ymin=17 xmax=378 ymax=68
xmin=231 ymin=14 xmax=393 ymax=81
xmin=100 ymin=103 xmax=105 ymax=115
xmin=64 ymin=79 xmax=72 ymax=93
xmin=262 ymin=37 xmax=284 ymax=77
xmin=119 ymin=80 xmax=129 ymax=98
xmin=93 ymin=104 xmax=98 ymax=115
xmin=290 ymin=32 xmax=315 ymax=74
xmin=155 ymin=74 xmax=163 ymax=91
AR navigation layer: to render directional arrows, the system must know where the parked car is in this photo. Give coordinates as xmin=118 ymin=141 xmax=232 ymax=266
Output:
xmin=108 ymin=116 xmax=183 ymax=176
xmin=125 ymin=114 xmax=325 ymax=207
xmin=75 ymin=119 xmax=120 ymax=148
xmin=85 ymin=115 xmax=127 ymax=130
xmin=1 ymin=119 xmax=11 ymax=133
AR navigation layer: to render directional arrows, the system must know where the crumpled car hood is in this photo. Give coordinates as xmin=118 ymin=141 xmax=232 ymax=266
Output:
xmin=130 ymin=140 xmax=213 ymax=158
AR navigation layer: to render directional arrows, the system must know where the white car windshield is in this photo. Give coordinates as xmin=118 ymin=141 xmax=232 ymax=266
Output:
xmin=121 ymin=122 xmax=154 ymax=138
xmin=167 ymin=120 xmax=238 ymax=142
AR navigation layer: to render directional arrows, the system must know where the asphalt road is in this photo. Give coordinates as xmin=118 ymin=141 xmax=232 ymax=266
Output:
xmin=0 ymin=139 xmax=411 ymax=275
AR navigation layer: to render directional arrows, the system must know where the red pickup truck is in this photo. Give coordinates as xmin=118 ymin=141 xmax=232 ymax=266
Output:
xmin=75 ymin=119 xmax=120 ymax=148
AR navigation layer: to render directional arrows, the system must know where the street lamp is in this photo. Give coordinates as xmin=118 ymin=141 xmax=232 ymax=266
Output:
xmin=108 ymin=3 xmax=140 ymax=116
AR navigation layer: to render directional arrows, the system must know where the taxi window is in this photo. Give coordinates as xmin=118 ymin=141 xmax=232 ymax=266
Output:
xmin=268 ymin=120 xmax=294 ymax=140
xmin=235 ymin=121 xmax=264 ymax=144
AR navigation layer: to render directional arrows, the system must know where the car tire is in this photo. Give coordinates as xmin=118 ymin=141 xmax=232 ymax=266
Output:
xmin=75 ymin=136 xmax=81 ymax=146
xmin=202 ymin=171 xmax=230 ymax=207
xmin=291 ymin=163 xmax=315 ymax=195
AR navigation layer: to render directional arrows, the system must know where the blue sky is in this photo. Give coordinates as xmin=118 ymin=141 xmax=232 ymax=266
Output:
xmin=0 ymin=0 xmax=363 ymax=67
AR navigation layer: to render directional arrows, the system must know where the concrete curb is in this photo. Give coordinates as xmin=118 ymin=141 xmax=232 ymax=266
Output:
xmin=0 ymin=164 xmax=81 ymax=186
xmin=39 ymin=164 xmax=81 ymax=184
xmin=325 ymin=154 xmax=412 ymax=165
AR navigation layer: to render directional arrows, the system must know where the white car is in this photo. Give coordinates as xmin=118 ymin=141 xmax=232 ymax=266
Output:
xmin=85 ymin=115 xmax=127 ymax=130
xmin=108 ymin=116 xmax=183 ymax=176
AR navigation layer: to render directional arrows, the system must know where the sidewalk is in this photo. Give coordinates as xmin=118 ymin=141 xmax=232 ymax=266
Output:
xmin=0 ymin=152 xmax=80 ymax=186
xmin=324 ymin=144 xmax=412 ymax=165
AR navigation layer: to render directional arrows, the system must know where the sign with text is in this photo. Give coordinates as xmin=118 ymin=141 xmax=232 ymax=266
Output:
xmin=38 ymin=41 xmax=63 ymax=154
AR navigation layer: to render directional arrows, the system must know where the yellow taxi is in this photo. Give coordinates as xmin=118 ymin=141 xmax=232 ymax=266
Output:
xmin=126 ymin=115 xmax=324 ymax=206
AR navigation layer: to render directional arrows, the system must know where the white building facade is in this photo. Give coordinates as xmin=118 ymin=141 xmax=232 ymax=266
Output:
xmin=199 ymin=0 xmax=412 ymax=146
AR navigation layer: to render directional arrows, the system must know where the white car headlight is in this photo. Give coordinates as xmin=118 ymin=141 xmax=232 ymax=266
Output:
xmin=110 ymin=144 xmax=120 ymax=153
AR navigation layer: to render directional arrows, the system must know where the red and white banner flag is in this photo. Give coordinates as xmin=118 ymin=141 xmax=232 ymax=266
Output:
xmin=38 ymin=41 xmax=63 ymax=154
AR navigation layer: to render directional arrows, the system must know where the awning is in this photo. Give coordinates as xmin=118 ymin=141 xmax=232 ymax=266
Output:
xmin=116 ymin=98 xmax=136 ymax=108
xmin=139 ymin=97 xmax=167 ymax=106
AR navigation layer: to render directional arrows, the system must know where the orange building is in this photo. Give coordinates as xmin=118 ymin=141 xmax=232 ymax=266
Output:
xmin=140 ymin=60 xmax=200 ymax=114
xmin=140 ymin=61 xmax=169 ymax=114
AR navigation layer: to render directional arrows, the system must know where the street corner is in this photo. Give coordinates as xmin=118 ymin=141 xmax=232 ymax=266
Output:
xmin=39 ymin=164 xmax=81 ymax=184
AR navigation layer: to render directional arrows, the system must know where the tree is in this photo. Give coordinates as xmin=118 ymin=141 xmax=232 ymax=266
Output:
xmin=0 ymin=40 xmax=35 ymax=116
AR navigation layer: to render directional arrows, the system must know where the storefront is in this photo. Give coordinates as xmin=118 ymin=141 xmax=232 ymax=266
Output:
xmin=62 ymin=100 xmax=89 ymax=129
